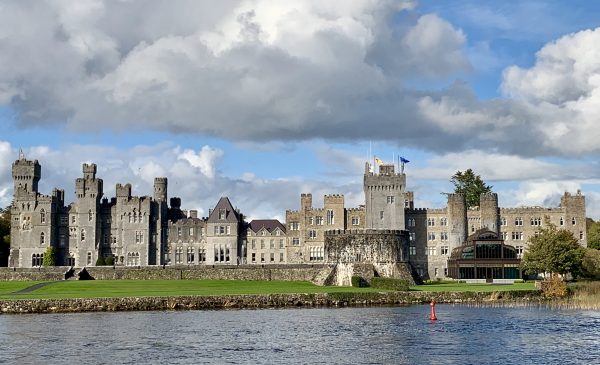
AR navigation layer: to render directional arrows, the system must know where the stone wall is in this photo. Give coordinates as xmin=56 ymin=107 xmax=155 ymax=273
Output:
xmin=0 ymin=290 xmax=544 ymax=314
xmin=324 ymin=229 xmax=409 ymax=264
xmin=0 ymin=265 xmax=334 ymax=284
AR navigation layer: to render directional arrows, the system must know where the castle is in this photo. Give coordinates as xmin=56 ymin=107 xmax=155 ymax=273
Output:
xmin=8 ymin=156 xmax=587 ymax=280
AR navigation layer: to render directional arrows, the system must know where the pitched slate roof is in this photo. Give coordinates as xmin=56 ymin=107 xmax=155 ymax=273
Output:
xmin=207 ymin=197 xmax=240 ymax=223
xmin=248 ymin=219 xmax=286 ymax=234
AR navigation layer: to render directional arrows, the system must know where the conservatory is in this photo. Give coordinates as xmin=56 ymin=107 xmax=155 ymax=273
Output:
xmin=447 ymin=229 xmax=522 ymax=281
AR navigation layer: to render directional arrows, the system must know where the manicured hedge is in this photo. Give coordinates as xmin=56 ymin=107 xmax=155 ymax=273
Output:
xmin=351 ymin=276 xmax=370 ymax=288
xmin=370 ymin=277 xmax=409 ymax=291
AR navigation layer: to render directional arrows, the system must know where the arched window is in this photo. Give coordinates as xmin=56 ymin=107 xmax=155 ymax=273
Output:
xmin=40 ymin=232 xmax=45 ymax=245
xmin=81 ymin=229 xmax=86 ymax=241
xmin=40 ymin=209 xmax=46 ymax=224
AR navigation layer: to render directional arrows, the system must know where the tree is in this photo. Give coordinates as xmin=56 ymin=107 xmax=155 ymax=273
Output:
xmin=521 ymin=221 xmax=585 ymax=278
xmin=450 ymin=169 xmax=493 ymax=208
xmin=42 ymin=246 xmax=56 ymax=267
xmin=586 ymin=218 xmax=600 ymax=250
xmin=582 ymin=249 xmax=600 ymax=279
xmin=0 ymin=206 xmax=10 ymax=266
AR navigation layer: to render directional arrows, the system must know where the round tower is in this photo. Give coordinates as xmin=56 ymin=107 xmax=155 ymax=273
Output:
xmin=154 ymin=177 xmax=168 ymax=203
xmin=447 ymin=193 xmax=467 ymax=248
xmin=479 ymin=192 xmax=499 ymax=234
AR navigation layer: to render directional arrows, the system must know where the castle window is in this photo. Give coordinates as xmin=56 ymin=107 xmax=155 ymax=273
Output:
xmin=427 ymin=218 xmax=435 ymax=227
xmin=275 ymin=229 xmax=281 ymax=236
xmin=226 ymin=225 xmax=231 ymax=235
xmin=261 ymin=239 xmax=265 ymax=249
xmin=252 ymin=253 xmax=256 ymax=263
xmin=111 ymin=236 xmax=117 ymax=244
xmin=531 ymin=217 xmax=542 ymax=226
xmin=434 ymin=268 xmax=439 ymax=277
xmin=261 ymin=253 xmax=265 ymax=262
xmin=511 ymin=232 xmax=523 ymax=240
xmin=71 ymin=215 xmax=76 ymax=224
xmin=408 ymin=218 xmax=416 ymax=227
xmin=427 ymin=232 xmax=436 ymax=241
xmin=516 ymin=246 xmax=524 ymax=258
xmin=32 ymin=253 xmax=43 ymax=267
xmin=135 ymin=231 xmax=144 ymax=243
xmin=426 ymin=247 xmax=436 ymax=256
xmin=501 ymin=217 xmax=506 ymax=226
xmin=175 ymin=247 xmax=183 ymax=264
xmin=88 ymin=210 xmax=93 ymax=222
xmin=326 ymin=210 xmax=335 ymax=225
xmin=279 ymin=239 xmax=284 ymax=249
xmin=59 ymin=234 xmax=66 ymax=247
xmin=60 ymin=216 xmax=68 ymax=225
xmin=280 ymin=253 xmax=284 ymax=262
xmin=251 ymin=239 xmax=256 ymax=249
xmin=441 ymin=246 xmax=449 ymax=255
xmin=580 ymin=231 xmax=584 ymax=240
xmin=409 ymin=246 xmax=416 ymax=256
xmin=409 ymin=232 xmax=415 ymax=241
xmin=270 ymin=253 xmax=275 ymax=262
xmin=559 ymin=217 xmax=564 ymax=226
xmin=405 ymin=200 xmax=410 ymax=208
xmin=87 ymin=252 xmax=92 ymax=265
xmin=270 ymin=239 xmax=275 ymax=249
xmin=40 ymin=232 xmax=45 ymax=245
xmin=501 ymin=232 xmax=507 ymax=240
xmin=309 ymin=247 xmax=324 ymax=261
xmin=40 ymin=209 xmax=46 ymax=224
xmin=379 ymin=211 xmax=384 ymax=220
xmin=308 ymin=230 xmax=317 ymax=240
xmin=351 ymin=216 xmax=360 ymax=225
xmin=308 ymin=217 xmax=314 ymax=225
xmin=187 ymin=247 xmax=195 ymax=264
xmin=440 ymin=232 xmax=448 ymax=241
xmin=572 ymin=217 xmax=577 ymax=225
xmin=81 ymin=229 xmax=86 ymax=241
xmin=219 ymin=209 xmax=226 ymax=220
xmin=289 ymin=222 xmax=300 ymax=231
xmin=316 ymin=216 xmax=323 ymax=225
xmin=440 ymin=217 xmax=447 ymax=226
xmin=387 ymin=196 xmax=395 ymax=204
xmin=261 ymin=230 xmax=267 ymax=236
xmin=515 ymin=217 xmax=523 ymax=226
xmin=292 ymin=237 xmax=300 ymax=246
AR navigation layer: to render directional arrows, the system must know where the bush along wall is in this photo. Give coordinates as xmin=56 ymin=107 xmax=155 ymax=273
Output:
xmin=351 ymin=276 xmax=370 ymax=288
xmin=370 ymin=277 xmax=409 ymax=291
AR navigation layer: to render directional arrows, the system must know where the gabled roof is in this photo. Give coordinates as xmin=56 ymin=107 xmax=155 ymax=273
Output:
xmin=248 ymin=219 xmax=286 ymax=234
xmin=207 ymin=197 xmax=240 ymax=223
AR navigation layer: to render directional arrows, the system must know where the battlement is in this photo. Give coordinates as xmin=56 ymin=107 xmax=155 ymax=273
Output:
xmin=116 ymin=183 xmax=132 ymax=198
xmin=346 ymin=207 xmax=365 ymax=212
xmin=406 ymin=207 xmax=447 ymax=214
xmin=324 ymin=194 xmax=344 ymax=204
xmin=500 ymin=207 xmax=563 ymax=214
xmin=324 ymin=229 xmax=405 ymax=236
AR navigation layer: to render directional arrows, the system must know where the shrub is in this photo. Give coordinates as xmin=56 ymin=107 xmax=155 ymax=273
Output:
xmin=351 ymin=276 xmax=369 ymax=288
xmin=540 ymin=274 xmax=568 ymax=298
xmin=95 ymin=256 xmax=105 ymax=266
xmin=104 ymin=255 xmax=114 ymax=266
xmin=42 ymin=246 xmax=56 ymax=267
xmin=370 ymin=277 xmax=409 ymax=291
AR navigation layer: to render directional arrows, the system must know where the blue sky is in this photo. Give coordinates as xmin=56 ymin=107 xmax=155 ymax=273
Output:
xmin=2 ymin=0 xmax=600 ymax=220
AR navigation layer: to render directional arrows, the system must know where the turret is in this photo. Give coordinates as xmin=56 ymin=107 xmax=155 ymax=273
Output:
xmin=447 ymin=193 xmax=467 ymax=247
xmin=116 ymin=183 xmax=132 ymax=199
xmin=479 ymin=192 xmax=499 ymax=234
xmin=12 ymin=157 xmax=41 ymax=195
xmin=154 ymin=177 xmax=168 ymax=203
xmin=301 ymin=193 xmax=312 ymax=211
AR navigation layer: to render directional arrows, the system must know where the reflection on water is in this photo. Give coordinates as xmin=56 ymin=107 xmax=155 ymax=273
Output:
xmin=1 ymin=305 xmax=599 ymax=364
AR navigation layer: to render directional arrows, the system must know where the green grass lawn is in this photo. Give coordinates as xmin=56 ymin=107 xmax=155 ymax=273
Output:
xmin=409 ymin=282 xmax=536 ymax=292
xmin=0 ymin=281 xmax=44 ymax=295
xmin=0 ymin=280 xmax=387 ymax=300
xmin=0 ymin=279 xmax=539 ymax=300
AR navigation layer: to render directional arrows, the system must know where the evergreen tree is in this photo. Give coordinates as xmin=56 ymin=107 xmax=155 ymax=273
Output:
xmin=450 ymin=169 xmax=493 ymax=208
xmin=42 ymin=246 xmax=56 ymax=267
xmin=521 ymin=220 xmax=585 ymax=277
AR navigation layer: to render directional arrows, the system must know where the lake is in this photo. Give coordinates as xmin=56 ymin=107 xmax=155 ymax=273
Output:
xmin=1 ymin=305 xmax=599 ymax=364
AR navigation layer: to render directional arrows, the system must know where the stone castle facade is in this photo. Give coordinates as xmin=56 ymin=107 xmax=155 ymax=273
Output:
xmin=8 ymin=156 xmax=586 ymax=280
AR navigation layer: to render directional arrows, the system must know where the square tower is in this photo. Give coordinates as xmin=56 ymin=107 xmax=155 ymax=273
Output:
xmin=364 ymin=162 xmax=406 ymax=230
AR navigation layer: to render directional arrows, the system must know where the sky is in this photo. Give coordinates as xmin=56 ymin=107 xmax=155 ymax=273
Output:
xmin=2 ymin=0 xmax=600 ymax=221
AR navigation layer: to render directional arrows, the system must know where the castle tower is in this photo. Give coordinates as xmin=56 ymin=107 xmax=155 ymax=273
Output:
xmin=154 ymin=177 xmax=168 ymax=203
xmin=561 ymin=191 xmax=587 ymax=247
xmin=301 ymin=193 xmax=312 ymax=211
xmin=479 ymin=192 xmax=500 ymax=234
xmin=12 ymin=157 xmax=41 ymax=196
xmin=364 ymin=163 xmax=406 ymax=230
xmin=73 ymin=163 xmax=104 ymax=266
xmin=447 ymin=193 xmax=467 ymax=248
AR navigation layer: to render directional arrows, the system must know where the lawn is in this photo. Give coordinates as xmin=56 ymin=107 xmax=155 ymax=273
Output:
xmin=0 ymin=280 xmax=387 ymax=300
xmin=409 ymin=282 xmax=536 ymax=292
xmin=0 ymin=281 xmax=44 ymax=295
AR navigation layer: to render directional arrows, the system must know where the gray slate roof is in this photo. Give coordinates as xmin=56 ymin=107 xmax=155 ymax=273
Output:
xmin=207 ymin=197 xmax=240 ymax=223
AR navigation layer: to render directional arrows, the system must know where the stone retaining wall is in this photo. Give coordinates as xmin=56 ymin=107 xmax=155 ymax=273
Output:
xmin=0 ymin=265 xmax=334 ymax=284
xmin=0 ymin=290 xmax=543 ymax=314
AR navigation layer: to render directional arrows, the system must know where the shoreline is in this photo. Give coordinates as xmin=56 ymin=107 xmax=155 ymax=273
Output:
xmin=0 ymin=290 xmax=544 ymax=315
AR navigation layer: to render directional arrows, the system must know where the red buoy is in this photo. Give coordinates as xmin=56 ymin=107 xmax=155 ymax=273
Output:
xmin=429 ymin=300 xmax=438 ymax=321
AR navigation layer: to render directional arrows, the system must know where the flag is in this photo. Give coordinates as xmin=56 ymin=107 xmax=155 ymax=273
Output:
xmin=400 ymin=157 xmax=410 ymax=164
xmin=374 ymin=157 xmax=384 ymax=165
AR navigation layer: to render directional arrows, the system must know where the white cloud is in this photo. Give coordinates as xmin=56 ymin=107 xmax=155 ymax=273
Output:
xmin=177 ymin=146 xmax=224 ymax=179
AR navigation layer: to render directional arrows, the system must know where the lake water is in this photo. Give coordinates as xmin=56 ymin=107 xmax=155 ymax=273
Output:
xmin=1 ymin=305 xmax=599 ymax=364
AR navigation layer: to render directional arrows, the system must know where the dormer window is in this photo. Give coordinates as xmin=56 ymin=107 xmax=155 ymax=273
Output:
xmin=219 ymin=209 xmax=226 ymax=220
